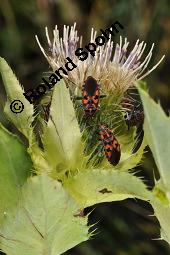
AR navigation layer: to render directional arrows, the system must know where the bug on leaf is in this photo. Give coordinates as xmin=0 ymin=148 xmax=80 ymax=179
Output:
xmin=98 ymin=124 xmax=121 ymax=166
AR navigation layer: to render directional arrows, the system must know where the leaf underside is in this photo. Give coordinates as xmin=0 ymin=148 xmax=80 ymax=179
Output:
xmin=138 ymin=85 xmax=170 ymax=246
xmin=151 ymin=198 xmax=170 ymax=244
xmin=42 ymin=80 xmax=85 ymax=176
xmin=0 ymin=175 xmax=89 ymax=255
xmin=0 ymin=123 xmax=32 ymax=226
xmin=138 ymin=87 xmax=170 ymax=191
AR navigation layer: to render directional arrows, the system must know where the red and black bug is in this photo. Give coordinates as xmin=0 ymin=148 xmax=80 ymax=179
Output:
xmin=82 ymin=76 xmax=100 ymax=116
xmin=98 ymin=124 xmax=121 ymax=166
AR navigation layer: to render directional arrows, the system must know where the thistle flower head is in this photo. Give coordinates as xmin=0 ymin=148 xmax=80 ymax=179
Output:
xmin=36 ymin=23 xmax=165 ymax=96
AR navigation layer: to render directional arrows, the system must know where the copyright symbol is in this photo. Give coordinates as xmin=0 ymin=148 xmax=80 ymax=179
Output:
xmin=10 ymin=100 xmax=24 ymax=113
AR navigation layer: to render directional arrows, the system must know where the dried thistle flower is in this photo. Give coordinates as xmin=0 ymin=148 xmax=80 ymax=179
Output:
xmin=36 ymin=23 xmax=165 ymax=96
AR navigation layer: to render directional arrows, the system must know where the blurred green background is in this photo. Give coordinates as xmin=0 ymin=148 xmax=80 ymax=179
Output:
xmin=0 ymin=0 xmax=170 ymax=254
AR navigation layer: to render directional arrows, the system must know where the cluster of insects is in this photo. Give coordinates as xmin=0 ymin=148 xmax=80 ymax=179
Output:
xmin=82 ymin=76 xmax=121 ymax=166
xmin=41 ymin=75 xmax=144 ymax=166
xmin=80 ymin=76 xmax=121 ymax=166
xmin=80 ymin=76 xmax=144 ymax=166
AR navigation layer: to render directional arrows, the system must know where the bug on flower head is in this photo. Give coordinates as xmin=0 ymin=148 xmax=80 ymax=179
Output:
xmin=121 ymin=95 xmax=144 ymax=153
xmin=81 ymin=76 xmax=100 ymax=116
xmin=124 ymin=108 xmax=144 ymax=130
xmin=98 ymin=124 xmax=121 ymax=166
xmin=122 ymin=97 xmax=144 ymax=130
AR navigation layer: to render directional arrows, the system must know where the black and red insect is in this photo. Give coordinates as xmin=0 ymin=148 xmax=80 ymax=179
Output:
xmin=98 ymin=124 xmax=121 ymax=166
xmin=82 ymin=76 xmax=100 ymax=116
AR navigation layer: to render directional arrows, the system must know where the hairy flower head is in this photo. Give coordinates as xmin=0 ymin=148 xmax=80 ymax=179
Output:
xmin=36 ymin=23 xmax=165 ymax=96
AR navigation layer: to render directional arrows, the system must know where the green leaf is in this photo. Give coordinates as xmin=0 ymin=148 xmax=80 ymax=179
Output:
xmin=138 ymin=87 xmax=170 ymax=193
xmin=138 ymin=85 xmax=170 ymax=245
xmin=151 ymin=193 xmax=170 ymax=244
xmin=64 ymin=169 xmax=152 ymax=207
xmin=0 ymin=175 xmax=89 ymax=255
xmin=113 ymin=130 xmax=147 ymax=171
xmin=42 ymin=80 xmax=85 ymax=174
xmin=27 ymin=143 xmax=50 ymax=174
xmin=0 ymin=57 xmax=34 ymax=142
xmin=0 ymin=123 xmax=32 ymax=226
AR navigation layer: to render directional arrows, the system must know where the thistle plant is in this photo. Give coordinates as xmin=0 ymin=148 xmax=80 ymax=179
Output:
xmin=0 ymin=24 xmax=169 ymax=255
